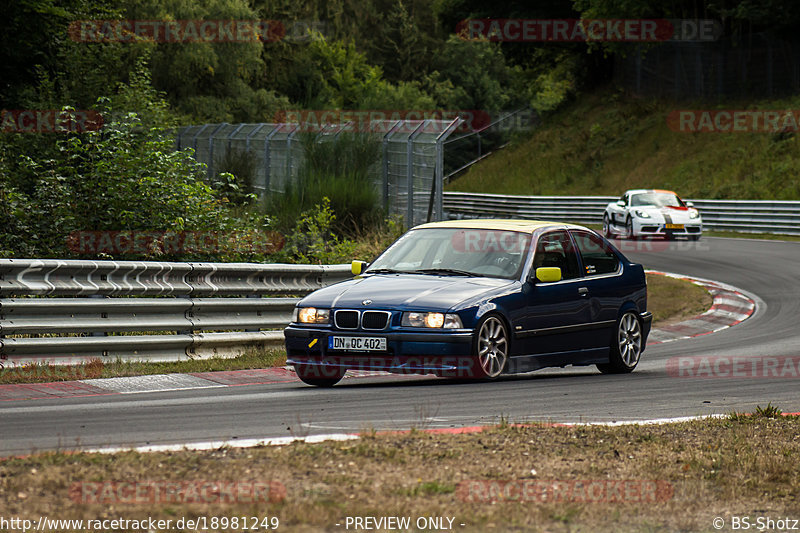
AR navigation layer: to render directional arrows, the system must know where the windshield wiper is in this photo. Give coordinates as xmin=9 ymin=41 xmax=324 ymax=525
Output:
xmin=365 ymin=268 xmax=405 ymax=274
xmin=411 ymin=268 xmax=479 ymax=277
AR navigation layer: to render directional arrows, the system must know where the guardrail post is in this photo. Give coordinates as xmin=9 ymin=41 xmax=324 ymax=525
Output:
xmin=89 ymin=294 xmax=108 ymax=338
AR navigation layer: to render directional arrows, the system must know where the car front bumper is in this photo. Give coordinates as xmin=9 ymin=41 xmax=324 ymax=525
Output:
xmin=633 ymin=220 xmax=702 ymax=237
xmin=284 ymin=325 xmax=475 ymax=375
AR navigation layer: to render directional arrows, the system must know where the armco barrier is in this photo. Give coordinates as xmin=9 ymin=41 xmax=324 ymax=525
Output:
xmin=0 ymin=260 xmax=352 ymax=366
xmin=443 ymin=192 xmax=800 ymax=235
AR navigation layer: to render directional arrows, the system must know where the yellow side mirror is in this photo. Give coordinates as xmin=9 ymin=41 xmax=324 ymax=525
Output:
xmin=351 ymin=260 xmax=368 ymax=276
xmin=535 ymin=267 xmax=562 ymax=283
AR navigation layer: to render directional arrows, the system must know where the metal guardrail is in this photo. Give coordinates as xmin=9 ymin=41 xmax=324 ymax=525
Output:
xmin=443 ymin=192 xmax=800 ymax=235
xmin=0 ymin=260 xmax=352 ymax=296
xmin=0 ymin=260 xmax=352 ymax=366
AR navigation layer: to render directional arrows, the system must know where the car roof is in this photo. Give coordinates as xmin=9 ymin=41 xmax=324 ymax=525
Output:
xmin=625 ymin=188 xmax=679 ymax=195
xmin=413 ymin=219 xmax=589 ymax=234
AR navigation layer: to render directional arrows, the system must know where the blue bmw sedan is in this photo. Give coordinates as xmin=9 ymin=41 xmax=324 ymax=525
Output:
xmin=285 ymin=220 xmax=652 ymax=386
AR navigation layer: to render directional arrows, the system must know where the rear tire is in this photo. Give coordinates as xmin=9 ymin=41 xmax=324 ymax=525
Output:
xmin=295 ymin=364 xmax=345 ymax=387
xmin=597 ymin=311 xmax=642 ymax=374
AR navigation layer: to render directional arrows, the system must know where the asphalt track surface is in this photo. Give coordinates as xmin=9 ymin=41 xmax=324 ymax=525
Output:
xmin=1 ymin=237 xmax=799 ymax=457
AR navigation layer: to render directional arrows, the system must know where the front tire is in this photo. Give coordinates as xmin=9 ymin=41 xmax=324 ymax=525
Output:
xmin=471 ymin=315 xmax=508 ymax=379
xmin=597 ymin=311 xmax=642 ymax=374
xmin=295 ymin=364 xmax=345 ymax=387
xmin=625 ymin=217 xmax=637 ymax=240
xmin=603 ymin=214 xmax=613 ymax=238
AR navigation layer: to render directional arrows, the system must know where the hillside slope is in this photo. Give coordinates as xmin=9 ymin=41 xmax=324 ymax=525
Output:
xmin=447 ymin=88 xmax=800 ymax=200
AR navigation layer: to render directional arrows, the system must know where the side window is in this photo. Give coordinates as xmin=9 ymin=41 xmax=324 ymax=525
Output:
xmin=571 ymin=231 xmax=620 ymax=276
xmin=531 ymin=230 xmax=580 ymax=280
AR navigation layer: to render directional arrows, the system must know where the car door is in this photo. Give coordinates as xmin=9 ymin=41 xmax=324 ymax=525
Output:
xmin=609 ymin=193 xmax=629 ymax=226
xmin=511 ymin=230 xmax=593 ymax=366
xmin=569 ymin=230 xmax=622 ymax=353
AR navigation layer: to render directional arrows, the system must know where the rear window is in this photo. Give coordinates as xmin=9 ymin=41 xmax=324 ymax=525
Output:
xmin=571 ymin=231 xmax=620 ymax=276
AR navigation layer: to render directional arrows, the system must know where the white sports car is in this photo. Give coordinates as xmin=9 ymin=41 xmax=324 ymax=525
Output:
xmin=603 ymin=189 xmax=702 ymax=240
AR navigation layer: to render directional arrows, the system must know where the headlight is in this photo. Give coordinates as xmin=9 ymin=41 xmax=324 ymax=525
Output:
xmin=295 ymin=307 xmax=330 ymax=324
xmin=689 ymin=209 xmax=700 ymax=219
xmin=634 ymin=209 xmax=651 ymax=218
xmin=402 ymin=312 xmax=463 ymax=329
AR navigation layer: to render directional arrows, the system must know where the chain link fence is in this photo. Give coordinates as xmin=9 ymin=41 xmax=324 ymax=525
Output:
xmin=443 ymin=108 xmax=539 ymax=184
xmin=176 ymin=119 xmax=464 ymax=227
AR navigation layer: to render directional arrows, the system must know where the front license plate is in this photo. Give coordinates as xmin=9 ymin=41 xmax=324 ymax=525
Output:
xmin=665 ymin=224 xmax=684 ymax=230
xmin=328 ymin=336 xmax=386 ymax=352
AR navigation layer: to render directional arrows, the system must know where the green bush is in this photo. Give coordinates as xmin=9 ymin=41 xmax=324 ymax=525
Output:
xmin=277 ymin=198 xmax=358 ymax=264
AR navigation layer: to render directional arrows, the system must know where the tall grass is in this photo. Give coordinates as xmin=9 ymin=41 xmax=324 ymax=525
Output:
xmin=267 ymin=131 xmax=382 ymax=234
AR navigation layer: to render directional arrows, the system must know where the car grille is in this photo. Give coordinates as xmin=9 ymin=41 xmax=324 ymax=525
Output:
xmin=362 ymin=311 xmax=390 ymax=330
xmin=334 ymin=310 xmax=359 ymax=329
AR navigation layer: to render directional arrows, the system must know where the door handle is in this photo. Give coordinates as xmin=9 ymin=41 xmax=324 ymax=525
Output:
xmin=578 ymin=287 xmax=589 ymax=297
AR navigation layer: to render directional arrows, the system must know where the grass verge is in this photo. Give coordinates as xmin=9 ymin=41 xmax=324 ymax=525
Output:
xmin=646 ymin=272 xmax=712 ymax=325
xmin=0 ymin=347 xmax=286 ymax=385
xmin=447 ymin=86 xmax=800 ymax=199
xmin=1 ymin=411 xmax=797 ymax=532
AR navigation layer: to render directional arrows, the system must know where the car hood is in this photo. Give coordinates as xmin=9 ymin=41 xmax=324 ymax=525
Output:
xmin=298 ymin=274 xmax=515 ymax=311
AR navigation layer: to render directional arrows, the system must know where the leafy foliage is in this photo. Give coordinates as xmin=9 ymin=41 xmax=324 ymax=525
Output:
xmin=278 ymin=198 xmax=358 ymax=264
xmin=0 ymin=61 xmax=266 ymax=260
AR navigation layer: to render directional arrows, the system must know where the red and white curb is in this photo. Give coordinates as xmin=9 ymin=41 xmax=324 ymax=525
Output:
xmin=645 ymin=270 xmax=756 ymax=345
xmin=0 ymin=272 xmax=758 ymax=402
xmin=82 ymin=413 xmax=800 ymax=455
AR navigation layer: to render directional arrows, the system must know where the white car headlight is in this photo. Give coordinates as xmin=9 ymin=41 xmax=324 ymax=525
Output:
xmin=402 ymin=312 xmax=463 ymax=329
xmin=295 ymin=307 xmax=330 ymax=324
xmin=634 ymin=209 xmax=651 ymax=218
xmin=689 ymin=209 xmax=700 ymax=219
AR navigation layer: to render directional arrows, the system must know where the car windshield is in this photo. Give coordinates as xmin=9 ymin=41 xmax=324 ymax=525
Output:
xmin=630 ymin=192 xmax=684 ymax=207
xmin=367 ymin=227 xmax=532 ymax=280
